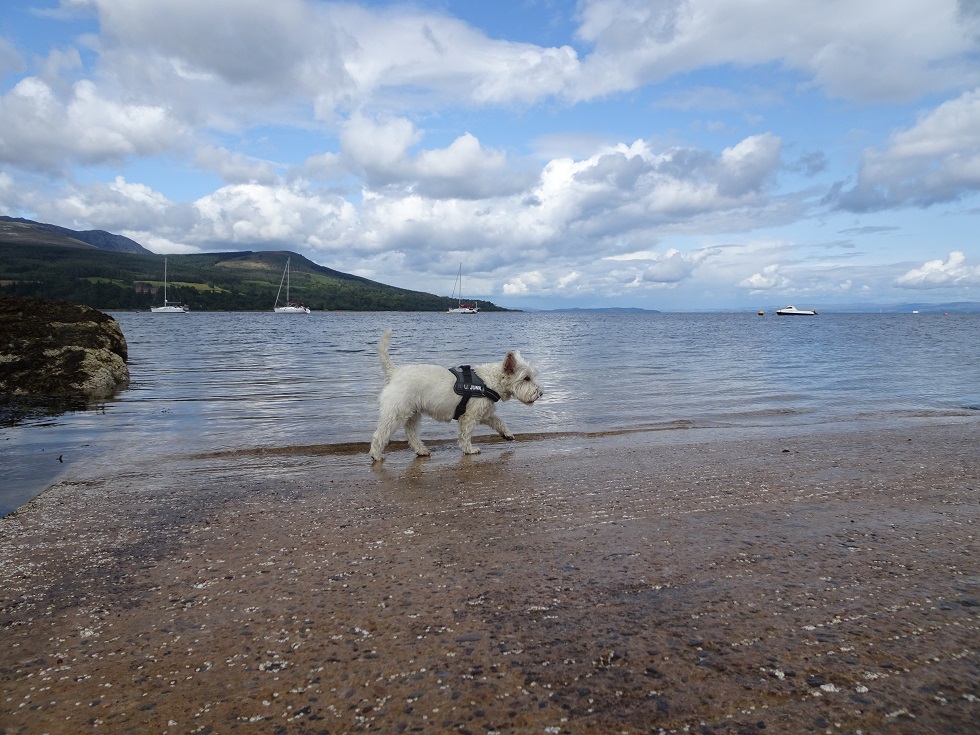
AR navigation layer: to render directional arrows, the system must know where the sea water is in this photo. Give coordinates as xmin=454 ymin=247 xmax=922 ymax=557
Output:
xmin=2 ymin=311 xmax=978 ymax=515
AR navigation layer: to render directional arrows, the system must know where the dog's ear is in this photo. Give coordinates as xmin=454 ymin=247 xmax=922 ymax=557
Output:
xmin=503 ymin=351 xmax=517 ymax=374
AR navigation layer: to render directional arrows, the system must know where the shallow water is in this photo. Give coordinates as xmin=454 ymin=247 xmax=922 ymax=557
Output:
xmin=2 ymin=311 xmax=978 ymax=515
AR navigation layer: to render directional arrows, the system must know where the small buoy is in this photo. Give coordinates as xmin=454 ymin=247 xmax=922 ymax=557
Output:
xmin=758 ymin=310 xmax=765 ymax=316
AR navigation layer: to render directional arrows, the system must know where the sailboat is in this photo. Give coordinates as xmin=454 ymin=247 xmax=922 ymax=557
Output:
xmin=273 ymin=258 xmax=311 ymax=313
xmin=150 ymin=258 xmax=189 ymax=313
xmin=447 ymin=263 xmax=479 ymax=314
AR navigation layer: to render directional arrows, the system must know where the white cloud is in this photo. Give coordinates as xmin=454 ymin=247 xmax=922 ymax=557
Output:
xmin=605 ymin=250 xmax=660 ymax=261
xmin=27 ymin=175 xmax=359 ymax=254
xmin=503 ymin=271 xmax=546 ymax=295
xmin=537 ymin=134 xmax=782 ymax=243
xmin=557 ymin=271 xmax=580 ymax=289
xmin=0 ymin=77 xmax=186 ymax=170
xmin=36 ymin=0 xmax=974 ymax=146
xmin=37 ymin=176 xmax=192 ymax=236
xmin=86 ymin=0 xmax=327 ymax=88
xmin=739 ymin=264 xmax=791 ymax=292
xmin=573 ymin=0 xmax=978 ymax=102
xmin=340 ymin=114 xmax=419 ymax=185
xmin=642 ymin=247 xmax=719 ymax=284
xmin=195 ymin=146 xmax=280 ymax=185
xmin=193 ymin=183 xmax=359 ymax=250
xmin=895 ymin=251 xmax=980 ymax=288
xmin=339 ymin=115 xmax=529 ymax=199
xmin=834 ymin=88 xmax=980 ymax=210
xmin=326 ymin=4 xmax=580 ymax=107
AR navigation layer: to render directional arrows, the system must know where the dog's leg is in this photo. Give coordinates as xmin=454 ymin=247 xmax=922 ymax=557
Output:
xmin=482 ymin=411 xmax=514 ymax=441
xmin=457 ymin=411 xmax=481 ymax=454
xmin=404 ymin=413 xmax=430 ymax=457
xmin=369 ymin=427 xmax=390 ymax=462
xmin=370 ymin=410 xmax=400 ymax=462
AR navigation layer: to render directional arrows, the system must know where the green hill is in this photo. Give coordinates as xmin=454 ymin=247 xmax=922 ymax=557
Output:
xmin=0 ymin=241 xmax=507 ymax=312
xmin=0 ymin=216 xmax=152 ymax=254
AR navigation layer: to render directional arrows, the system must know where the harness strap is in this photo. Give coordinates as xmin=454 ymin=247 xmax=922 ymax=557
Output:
xmin=449 ymin=365 xmax=501 ymax=420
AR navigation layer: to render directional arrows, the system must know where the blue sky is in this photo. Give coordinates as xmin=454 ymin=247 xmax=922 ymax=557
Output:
xmin=1 ymin=0 xmax=979 ymax=310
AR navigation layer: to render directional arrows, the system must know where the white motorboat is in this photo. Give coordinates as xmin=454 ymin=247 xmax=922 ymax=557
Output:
xmin=274 ymin=258 xmax=311 ymax=314
xmin=776 ymin=305 xmax=817 ymax=316
xmin=150 ymin=258 xmax=189 ymax=312
xmin=447 ymin=263 xmax=479 ymax=314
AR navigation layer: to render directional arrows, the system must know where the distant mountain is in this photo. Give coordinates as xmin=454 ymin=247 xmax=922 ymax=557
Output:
xmin=0 ymin=216 xmax=152 ymax=254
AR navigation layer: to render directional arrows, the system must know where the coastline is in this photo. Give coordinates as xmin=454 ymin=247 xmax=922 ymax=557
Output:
xmin=2 ymin=419 xmax=978 ymax=733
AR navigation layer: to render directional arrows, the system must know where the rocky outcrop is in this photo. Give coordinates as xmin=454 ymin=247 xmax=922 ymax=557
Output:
xmin=0 ymin=296 xmax=129 ymax=400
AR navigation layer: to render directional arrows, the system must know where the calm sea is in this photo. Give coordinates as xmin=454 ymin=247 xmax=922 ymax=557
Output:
xmin=2 ymin=311 xmax=978 ymax=515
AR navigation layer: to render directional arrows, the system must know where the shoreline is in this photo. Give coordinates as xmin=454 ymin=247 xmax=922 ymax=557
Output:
xmin=2 ymin=419 xmax=978 ymax=733
xmin=3 ymin=408 xmax=977 ymax=518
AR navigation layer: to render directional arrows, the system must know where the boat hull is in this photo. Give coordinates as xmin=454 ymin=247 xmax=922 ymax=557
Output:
xmin=150 ymin=305 xmax=188 ymax=313
xmin=274 ymin=306 xmax=311 ymax=314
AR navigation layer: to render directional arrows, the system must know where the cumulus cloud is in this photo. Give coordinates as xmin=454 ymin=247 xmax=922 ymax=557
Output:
xmin=193 ymin=183 xmax=359 ymax=250
xmin=316 ymin=131 xmax=785 ymax=273
xmin=195 ymin=146 xmax=280 ymax=185
xmin=86 ymin=0 xmax=329 ymax=88
xmin=832 ymin=88 xmax=980 ymax=211
xmin=0 ymin=78 xmax=186 ymax=170
xmin=895 ymin=251 xmax=980 ymax=288
xmin=39 ymin=0 xmax=975 ymax=134
xmin=605 ymin=246 xmax=721 ymax=286
xmin=573 ymin=0 xmax=979 ymax=102
xmin=326 ymin=4 xmax=580 ymax=107
xmin=503 ymin=271 xmax=546 ymax=295
xmin=641 ymin=248 xmax=719 ymax=284
xmin=39 ymin=176 xmax=194 ymax=236
xmin=338 ymin=115 xmax=528 ymax=199
xmin=539 ymin=134 xmax=781 ymax=244
xmin=739 ymin=264 xmax=791 ymax=292
xmin=30 ymin=175 xmax=359 ymax=254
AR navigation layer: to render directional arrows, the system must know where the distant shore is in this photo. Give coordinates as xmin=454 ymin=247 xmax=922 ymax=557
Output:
xmin=2 ymin=418 xmax=978 ymax=733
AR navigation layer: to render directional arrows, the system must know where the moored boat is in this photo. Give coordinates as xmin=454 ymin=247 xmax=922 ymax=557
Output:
xmin=447 ymin=263 xmax=479 ymax=314
xmin=150 ymin=258 xmax=189 ymax=313
xmin=776 ymin=305 xmax=817 ymax=316
xmin=274 ymin=258 xmax=311 ymax=314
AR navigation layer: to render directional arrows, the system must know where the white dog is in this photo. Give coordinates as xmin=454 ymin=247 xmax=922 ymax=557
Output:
xmin=369 ymin=329 xmax=543 ymax=461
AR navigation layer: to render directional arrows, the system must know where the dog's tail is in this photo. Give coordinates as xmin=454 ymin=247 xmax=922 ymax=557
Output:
xmin=378 ymin=328 xmax=395 ymax=379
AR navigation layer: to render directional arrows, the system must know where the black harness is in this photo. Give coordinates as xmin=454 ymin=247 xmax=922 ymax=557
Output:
xmin=449 ymin=365 xmax=501 ymax=420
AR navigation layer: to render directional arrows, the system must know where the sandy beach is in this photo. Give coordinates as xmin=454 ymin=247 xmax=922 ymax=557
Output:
xmin=2 ymin=419 xmax=978 ymax=734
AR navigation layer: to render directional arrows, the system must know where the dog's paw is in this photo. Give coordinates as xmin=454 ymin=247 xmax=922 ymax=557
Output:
xmin=463 ymin=447 xmax=481 ymax=455
xmin=503 ymin=433 xmax=515 ymax=441
xmin=414 ymin=448 xmax=431 ymax=457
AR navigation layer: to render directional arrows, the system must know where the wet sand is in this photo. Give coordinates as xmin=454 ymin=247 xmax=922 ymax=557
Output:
xmin=2 ymin=419 xmax=978 ymax=734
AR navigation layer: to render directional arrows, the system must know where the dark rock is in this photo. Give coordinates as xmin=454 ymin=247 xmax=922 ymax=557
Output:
xmin=0 ymin=295 xmax=129 ymax=400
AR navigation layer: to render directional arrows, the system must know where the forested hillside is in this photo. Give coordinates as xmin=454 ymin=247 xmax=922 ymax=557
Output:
xmin=0 ymin=243 xmax=506 ymax=312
